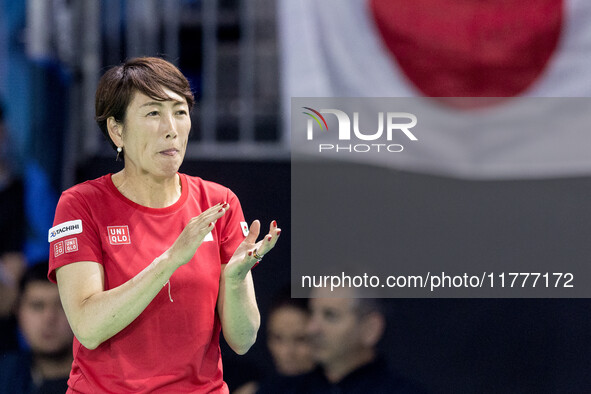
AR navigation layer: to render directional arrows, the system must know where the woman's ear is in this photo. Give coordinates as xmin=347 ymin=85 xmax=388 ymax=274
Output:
xmin=107 ymin=116 xmax=123 ymax=147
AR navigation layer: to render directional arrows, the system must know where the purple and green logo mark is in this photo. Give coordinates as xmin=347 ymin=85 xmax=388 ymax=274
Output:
xmin=302 ymin=107 xmax=328 ymax=131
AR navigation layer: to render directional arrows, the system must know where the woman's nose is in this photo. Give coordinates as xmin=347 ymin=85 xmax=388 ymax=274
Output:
xmin=163 ymin=114 xmax=178 ymax=139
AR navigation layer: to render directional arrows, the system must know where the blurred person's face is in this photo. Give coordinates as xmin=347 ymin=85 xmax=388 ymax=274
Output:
xmin=113 ymin=88 xmax=191 ymax=179
xmin=307 ymin=291 xmax=367 ymax=369
xmin=267 ymin=306 xmax=315 ymax=376
xmin=18 ymin=281 xmax=73 ymax=356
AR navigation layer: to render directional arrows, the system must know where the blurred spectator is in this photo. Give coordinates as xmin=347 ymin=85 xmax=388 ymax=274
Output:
xmin=265 ymin=292 xmax=315 ymax=377
xmin=0 ymin=98 xmax=26 ymax=353
xmin=0 ymin=262 xmax=73 ymax=393
xmin=235 ymin=287 xmax=316 ymax=394
xmin=290 ymin=286 xmax=427 ymax=393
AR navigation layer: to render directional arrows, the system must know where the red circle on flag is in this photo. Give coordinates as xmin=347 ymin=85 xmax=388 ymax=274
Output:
xmin=369 ymin=0 xmax=563 ymax=101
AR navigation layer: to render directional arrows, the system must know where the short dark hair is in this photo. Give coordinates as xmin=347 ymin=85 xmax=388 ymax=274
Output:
xmin=268 ymin=285 xmax=309 ymax=319
xmin=18 ymin=262 xmax=51 ymax=300
xmin=95 ymin=57 xmax=195 ymax=157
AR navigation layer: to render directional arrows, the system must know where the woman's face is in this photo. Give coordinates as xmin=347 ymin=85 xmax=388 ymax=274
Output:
xmin=267 ymin=306 xmax=315 ymax=376
xmin=117 ymin=88 xmax=191 ymax=179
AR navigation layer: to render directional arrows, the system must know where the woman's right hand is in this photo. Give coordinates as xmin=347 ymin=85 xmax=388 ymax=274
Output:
xmin=165 ymin=202 xmax=229 ymax=267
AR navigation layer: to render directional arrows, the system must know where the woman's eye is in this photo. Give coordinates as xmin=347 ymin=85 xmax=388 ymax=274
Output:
xmin=147 ymin=111 xmax=159 ymax=116
xmin=176 ymin=110 xmax=188 ymax=116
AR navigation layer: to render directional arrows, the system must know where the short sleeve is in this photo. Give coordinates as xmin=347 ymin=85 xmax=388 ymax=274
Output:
xmin=219 ymin=189 xmax=247 ymax=265
xmin=48 ymin=189 xmax=103 ymax=283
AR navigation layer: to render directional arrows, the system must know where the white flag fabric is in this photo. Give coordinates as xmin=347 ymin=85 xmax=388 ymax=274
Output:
xmin=279 ymin=0 xmax=591 ymax=179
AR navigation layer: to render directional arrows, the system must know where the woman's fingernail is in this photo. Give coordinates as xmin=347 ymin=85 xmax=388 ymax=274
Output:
xmin=272 ymin=220 xmax=277 ymax=227
xmin=276 ymin=230 xmax=281 ymax=236
xmin=248 ymin=251 xmax=253 ymax=256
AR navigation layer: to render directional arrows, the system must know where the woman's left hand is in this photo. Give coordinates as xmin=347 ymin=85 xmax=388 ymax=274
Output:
xmin=223 ymin=220 xmax=281 ymax=281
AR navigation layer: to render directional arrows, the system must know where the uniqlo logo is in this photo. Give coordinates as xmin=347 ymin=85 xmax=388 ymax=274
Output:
xmin=108 ymin=226 xmax=131 ymax=245
xmin=65 ymin=238 xmax=78 ymax=253
xmin=54 ymin=241 xmax=64 ymax=257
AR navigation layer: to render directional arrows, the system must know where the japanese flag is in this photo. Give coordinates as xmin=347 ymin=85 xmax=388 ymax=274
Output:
xmin=240 ymin=222 xmax=249 ymax=237
xmin=279 ymin=0 xmax=591 ymax=178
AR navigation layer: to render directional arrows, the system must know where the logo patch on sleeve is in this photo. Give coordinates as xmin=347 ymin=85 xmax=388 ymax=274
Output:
xmin=108 ymin=226 xmax=131 ymax=245
xmin=54 ymin=241 xmax=64 ymax=257
xmin=240 ymin=222 xmax=249 ymax=237
xmin=48 ymin=220 xmax=83 ymax=242
xmin=65 ymin=238 xmax=78 ymax=253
